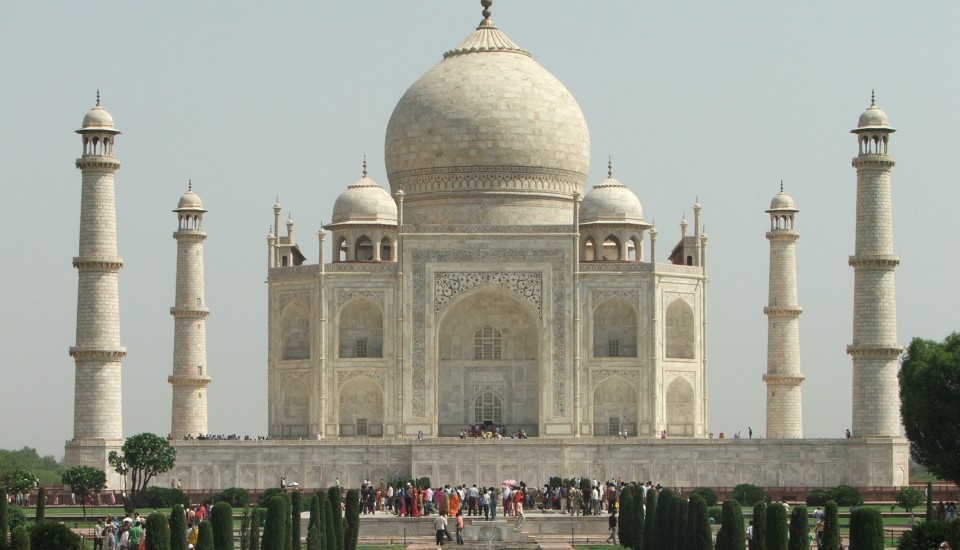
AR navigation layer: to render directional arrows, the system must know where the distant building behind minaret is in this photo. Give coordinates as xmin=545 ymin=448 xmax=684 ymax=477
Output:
xmin=848 ymin=95 xmax=902 ymax=437
xmin=763 ymin=184 xmax=804 ymax=438
xmin=169 ymin=183 xmax=211 ymax=439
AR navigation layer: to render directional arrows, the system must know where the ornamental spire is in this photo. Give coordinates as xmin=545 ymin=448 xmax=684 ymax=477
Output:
xmin=362 ymin=155 xmax=368 ymax=178
xmin=481 ymin=0 xmax=493 ymax=26
xmin=96 ymin=89 xmax=101 ymax=107
xmin=607 ymin=155 xmax=613 ymax=178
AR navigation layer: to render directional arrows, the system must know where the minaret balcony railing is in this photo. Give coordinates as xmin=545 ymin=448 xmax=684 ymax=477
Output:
xmin=75 ymin=157 xmax=121 ymax=170
xmin=846 ymin=344 xmax=902 ymax=357
xmin=848 ymin=255 xmax=899 ymax=268
xmin=69 ymin=346 xmax=127 ymax=359
xmin=169 ymin=307 xmax=210 ymax=318
xmin=72 ymin=257 xmax=124 ymax=270
xmin=168 ymin=374 xmax=212 ymax=387
xmin=762 ymin=306 xmax=802 ymax=317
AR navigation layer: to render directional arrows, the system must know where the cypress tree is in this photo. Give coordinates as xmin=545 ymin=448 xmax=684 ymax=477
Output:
xmin=788 ymin=506 xmax=809 ymax=550
xmin=925 ymin=482 xmax=933 ymax=522
xmin=848 ymin=508 xmax=883 ymax=550
xmin=766 ymin=503 xmax=788 ymax=550
xmin=655 ymin=489 xmax=674 ymax=550
xmin=317 ymin=495 xmax=328 ymax=550
xmin=241 ymin=504 xmax=251 ymax=550
xmin=619 ymin=488 xmax=634 ymax=549
xmin=327 ymin=487 xmax=343 ymax=550
xmin=1 ymin=487 xmax=9 ymax=550
xmin=197 ymin=521 xmax=215 ymax=550
xmin=250 ymin=506 xmax=264 ymax=550
xmin=344 ymin=488 xmax=361 ymax=550
xmin=146 ymin=511 xmax=171 ymax=550
xmin=263 ymin=495 xmax=289 ymax=550
xmin=291 ymin=490 xmax=302 ymax=550
xmin=323 ymin=501 xmax=338 ymax=550
xmin=309 ymin=494 xmax=321 ymax=532
xmin=752 ymin=502 xmax=768 ymax=550
xmin=822 ymin=501 xmax=839 ymax=550
xmin=34 ymin=487 xmax=45 ymax=523
xmin=718 ymin=501 xmax=746 ymax=550
xmin=211 ymin=502 xmax=234 ymax=550
xmin=170 ymin=504 xmax=188 ymax=550
xmin=670 ymin=496 xmax=687 ymax=550
xmin=307 ymin=525 xmax=320 ymax=550
xmin=285 ymin=493 xmax=293 ymax=550
xmin=644 ymin=489 xmax=658 ymax=550
xmin=9 ymin=526 xmax=28 ymax=550
xmin=632 ymin=487 xmax=644 ymax=550
xmin=687 ymin=495 xmax=712 ymax=550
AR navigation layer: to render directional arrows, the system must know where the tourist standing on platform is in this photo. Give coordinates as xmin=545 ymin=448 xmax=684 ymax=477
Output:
xmin=514 ymin=488 xmax=525 ymax=529
xmin=455 ymin=512 xmax=465 ymax=545
xmin=606 ymin=510 xmax=618 ymax=544
xmin=468 ymin=484 xmax=480 ymax=516
xmin=480 ymin=487 xmax=490 ymax=519
xmin=434 ymin=512 xmax=448 ymax=546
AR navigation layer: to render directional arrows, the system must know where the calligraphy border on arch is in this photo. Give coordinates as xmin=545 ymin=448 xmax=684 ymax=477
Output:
xmin=336 ymin=370 xmax=386 ymax=390
xmin=590 ymin=289 xmax=640 ymax=310
xmin=435 ymin=272 xmax=542 ymax=317
xmin=412 ymin=247 xmax=567 ymax=417
xmin=590 ymin=369 xmax=640 ymax=389
xmin=335 ymin=289 xmax=386 ymax=310
xmin=277 ymin=291 xmax=311 ymax=310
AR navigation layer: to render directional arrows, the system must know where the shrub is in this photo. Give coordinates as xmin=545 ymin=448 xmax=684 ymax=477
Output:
xmin=170 ymin=504 xmax=188 ymax=550
xmin=805 ymin=489 xmax=833 ymax=507
xmin=894 ymin=487 xmax=924 ymax=512
xmin=788 ymin=506 xmax=809 ymax=550
xmin=848 ymin=507 xmax=883 ymax=550
xmin=28 ymin=521 xmax=85 ymax=550
xmin=7 ymin=505 xmax=25 ymax=531
xmin=766 ymin=503 xmax=788 ymax=550
xmin=146 ymin=511 xmax=171 ymax=550
xmin=690 ymin=487 xmax=718 ymax=507
xmin=822 ymin=501 xmax=839 ymax=550
xmin=136 ymin=486 xmax=190 ymax=509
xmin=262 ymin=495 xmax=289 ymax=550
xmin=344 ymin=488 xmax=361 ymax=550
xmin=831 ymin=485 xmax=863 ymax=507
xmin=687 ymin=495 xmax=712 ymax=550
xmin=197 ymin=521 xmax=215 ymax=550
xmin=548 ymin=477 xmax=563 ymax=489
xmin=732 ymin=484 xmax=768 ymax=506
xmin=211 ymin=502 xmax=234 ymax=550
xmin=0 ymin=495 xmax=8 ymax=548
xmin=10 ymin=526 xmax=29 ymax=550
xmin=34 ymin=488 xmax=45 ymax=523
xmin=716 ymin=501 xmax=745 ymax=550
xmin=213 ymin=487 xmax=250 ymax=508
xmin=708 ymin=506 xmax=722 ymax=525
xmin=259 ymin=488 xmax=283 ymax=506
xmin=897 ymin=518 xmax=960 ymax=550
xmin=752 ymin=502 xmax=768 ymax=550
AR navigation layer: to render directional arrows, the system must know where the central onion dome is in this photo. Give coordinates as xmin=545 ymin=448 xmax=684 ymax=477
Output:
xmin=384 ymin=2 xmax=590 ymax=225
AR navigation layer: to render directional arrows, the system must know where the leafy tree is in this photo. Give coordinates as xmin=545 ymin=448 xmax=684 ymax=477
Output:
xmin=686 ymin=495 xmax=713 ymax=550
xmin=9 ymin=525 xmax=28 ymax=550
xmin=136 ymin=487 xmax=190 ymax=509
xmin=0 ymin=448 xmax=63 ymax=486
xmin=60 ymin=465 xmax=107 ymax=519
xmin=28 ymin=521 xmax=84 ymax=550
xmin=732 ymin=484 xmax=768 ymax=506
xmin=897 ymin=518 xmax=960 ymax=550
xmin=619 ymin=488 xmax=634 ymax=549
xmin=788 ymin=506 xmax=809 ymax=550
xmin=690 ymin=487 xmax=718 ymax=507
xmin=766 ymin=503 xmax=788 ymax=550
xmin=344 ymin=488 xmax=360 ymax=550
xmin=108 ymin=433 xmax=176 ymax=513
xmin=146 ymin=511 xmax=171 ymax=550
xmin=213 ymin=487 xmax=251 ymax=508
xmin=900 ymin=333 xmax=960 ymax=484
xmin=170 ymin=504 xmax=188 ymax=550
xmin=33 ymin=487 xmax=45 ymax=523
xmin=848 ymin=507 xmax=883 ymax=550
xmin=327 ymin=487 xmax=343 ymax=550
xmin=211 ymin=502 xmax=234 ymax=550
xmin=895 ymin=487 xmax=924 ymax=513
xmin=197 ymin=521 xmax=215 ymax=550
xmin=0 ymin=469 xmax=34 ymax=498
xmin=752 ymin=502 xmax=768 ymax=550
xmin=717 ymin=500 xmax=745 ymax=550
xmin=655 ymin=489 xmax=674 ymax=550
xmin=291 ymin=490 xmax=302 ymax=550
xmin=643 ymin=489 xmax=658 ymax=550
xmin=822 ymin=501 xmax=839 ymax=550
xmin=830 ymin=485 xmax=863 ymax=507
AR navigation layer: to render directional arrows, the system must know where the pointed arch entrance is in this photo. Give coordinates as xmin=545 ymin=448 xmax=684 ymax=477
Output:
xmin=436 ymin=286 xmax=541 ymax=436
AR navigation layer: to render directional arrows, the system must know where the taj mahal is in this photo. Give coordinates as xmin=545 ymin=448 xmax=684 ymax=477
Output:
xmin=64 ymin=2 xmax=908 ymax=489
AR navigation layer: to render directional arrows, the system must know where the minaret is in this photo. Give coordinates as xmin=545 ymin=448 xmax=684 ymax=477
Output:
xmin=848 ymin=94 xmax=901 ymax=437
xmin=763 ymin=183 xmax=805 ymax=438
xmin=69 ymin=94 xmax=126 ymax=445
xmin=169 ymin=182 xmax=211 ymax=439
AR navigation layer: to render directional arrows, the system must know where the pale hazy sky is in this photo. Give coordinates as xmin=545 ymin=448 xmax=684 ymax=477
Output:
xmin=2 ymin=2 xmax=958 ymax=458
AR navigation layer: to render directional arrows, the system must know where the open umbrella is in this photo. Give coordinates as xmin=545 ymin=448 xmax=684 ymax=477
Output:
xmin=285 ymin=482 xmax=300 ymax=487
xmin=502 ymin=479 xmax=517 ymax=487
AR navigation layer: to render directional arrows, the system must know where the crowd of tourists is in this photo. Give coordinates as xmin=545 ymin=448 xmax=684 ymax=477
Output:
xmin=169 ymin=433 xmax=268 ymax=441
xmin=92 ymin=503 xmax=213 ymax=550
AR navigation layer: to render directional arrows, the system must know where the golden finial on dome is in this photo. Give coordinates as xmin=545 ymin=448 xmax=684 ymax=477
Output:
xmin=188 ymin=179 xmax=193 ymax=192
xmin=870 ymin=90 xmax=875 ymax=106
xmin=480 ymin=0 xmax=493 ymax=26
xmin=96 ymin=89 xmax=101 ymax=107
xmin=362 ymin=155 xmax=368 ymax=178
xmin=607 ymin=156 xmax=613 ymax=178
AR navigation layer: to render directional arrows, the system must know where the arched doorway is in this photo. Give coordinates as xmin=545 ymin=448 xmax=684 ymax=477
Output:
xmin=592 ymin=376 xmax=638 ymax=436
xmin=436 ymin=286 xmax=541 ymax=436
xmin=338 ymin=376 xmax=384 ymax=437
